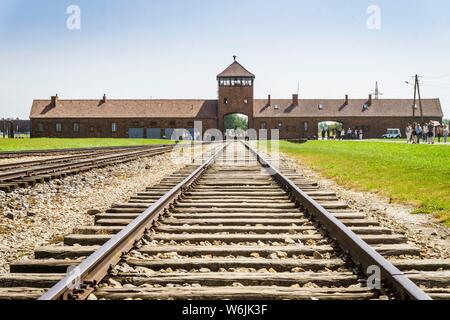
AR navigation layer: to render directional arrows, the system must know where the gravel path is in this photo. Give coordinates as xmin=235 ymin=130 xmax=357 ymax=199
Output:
xmin=280 ymin=152 xmax=450 ymax=260
xmin=0 ymin=148 xmax=202 ymax=273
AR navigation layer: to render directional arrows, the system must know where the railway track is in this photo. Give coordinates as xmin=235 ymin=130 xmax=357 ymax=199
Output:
xmin=0 ymin=141 xmax=449 ymax=300
xmin=0 ymin=145 xmax=170 ymax=159
xmin=0 ymin=145 xmax=177 ymax=192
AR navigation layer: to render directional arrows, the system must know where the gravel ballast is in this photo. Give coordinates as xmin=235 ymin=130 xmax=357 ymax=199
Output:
xmin=0 ymin=148 xmax=202 ymax=273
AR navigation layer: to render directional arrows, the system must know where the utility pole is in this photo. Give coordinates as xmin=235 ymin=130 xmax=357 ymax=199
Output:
xmin=416 ymin=75 xmax=424 ymax=123
xmin=412 ymin=75 xmax=424 ymax=122
xmin=372 ymin=81 xmax=384 ymax=100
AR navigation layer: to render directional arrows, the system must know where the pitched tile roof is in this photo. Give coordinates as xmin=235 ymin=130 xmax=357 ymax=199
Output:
xmin=30 ymin=99 xmax=218 ymax=119
xmin=217 ymin=61 xmax=255 ymax=78
xmin=253 ymin=98 xmax=443 ymax=118
xmin=29 ymin=98 xmax=443 ymax=120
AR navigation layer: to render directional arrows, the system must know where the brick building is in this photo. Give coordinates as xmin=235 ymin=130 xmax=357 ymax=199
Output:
xmin=30 ymin=57 xmax=444 ymax=139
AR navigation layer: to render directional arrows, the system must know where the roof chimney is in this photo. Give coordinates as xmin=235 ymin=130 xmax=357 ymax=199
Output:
xmin=368 ymin=94 xmax=372 ymax=106
xmin=345 ymin=94 xmax=349 ymax=105
xmin=268 ymin=94 xmax=271 ymax=106
xmin=233 ymin=55 xmax=237 ymax=62
xmin=51 ymin=94 xmax=59 ymax=107
xmin=292 ymin=94 xmax=299 ymax=106
xmin=102 ymin=94 xmax=107 ymax=103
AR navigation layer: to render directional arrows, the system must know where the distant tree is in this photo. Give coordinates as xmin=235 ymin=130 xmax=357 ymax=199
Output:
xmin=444 ymin=119 xmax=449 ymax=125
xmin=224 ymin=114 xmax=248 ymax=130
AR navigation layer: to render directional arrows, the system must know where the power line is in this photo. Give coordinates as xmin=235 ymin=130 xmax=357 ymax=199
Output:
xmin=422 ymin=73 xmax=450 ymax=79
xmin=420 ymin=80 xmax=450 ymax=88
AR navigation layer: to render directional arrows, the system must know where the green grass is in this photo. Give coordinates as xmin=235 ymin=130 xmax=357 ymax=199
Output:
xmin=0 ymin=138 xmax=175 ymax=152
xmin=271 ymin=140 xmax=450 ymax=226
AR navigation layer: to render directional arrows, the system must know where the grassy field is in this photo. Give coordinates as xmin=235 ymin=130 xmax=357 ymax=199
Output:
xmin=273 ymin=140 xmax=450 ymax=226
xmin=0 ymin=138 xmax=174 ymax=152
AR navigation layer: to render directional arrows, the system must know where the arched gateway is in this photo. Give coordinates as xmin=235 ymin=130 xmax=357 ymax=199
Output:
xmin=224 ymin=113 xmax=249 ymax=140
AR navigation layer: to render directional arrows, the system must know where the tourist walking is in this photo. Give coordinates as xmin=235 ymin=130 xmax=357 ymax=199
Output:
xmin=422 ymin=124 xmax=428 ymax=143
xmin=427 ymin=122 xmax=435 ymax=144
xmin=331 ymin=129 xmax=336 ymax=140
xmin=436 ymin=125 xmax=443 ymax=143
xmin=415 ymin=124 xmax=422 ymax=144
xmin=359 ymin=129 xmax=363 ymax=140
xmin=411 ymin=123 xmax=418 ymax=144
xmin=405 ymin=124 xmax=412 ymax=144
xmin=347 ymin=128 xmax=353 ymax=140
xmin=443 ymin=125 xmax=449 ymax=143
xmin=336 ymin=128 xmax=341 ymax=140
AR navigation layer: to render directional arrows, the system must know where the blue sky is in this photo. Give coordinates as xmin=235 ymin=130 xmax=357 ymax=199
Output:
xmin=0 ymin=0 xmax=449 ymax=118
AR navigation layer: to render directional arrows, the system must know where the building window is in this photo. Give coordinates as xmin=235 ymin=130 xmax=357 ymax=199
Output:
xmin=150 ymin=121 xmax=158 ymax=127
xmin=303 ymin=122 xmax=309 ymax=132
xmin=277 ymin=122 xmax=283 ymax=129
xmin=285 ymin=126 xmax=290 ymax=132
xmin=187 ymin=121 xmax=194 ymax=127
xmin=244 ymin=98 xmax=248 ymax=104
xmin=224 ymin=98 xmax=228 ymax=105
xmin=112 ymin=123 xmax=118 ymax=133
xmin=169 ymin=121 xmax=176 ymax=127
xmin=231 ymin=78 xmax=242 ymax=86
xmin=260 ymin=122 xmax=267 ymax=130
xmin=37 ymin=123 xmax=44 ymax=132
xmin=220 ymin=79 xmax=231 ymax=86
xmin=73 ymin=123 xmax=80 ymax=133
xmin=55 ymin=123 xmax=62 ymax=132
xmin=220 ymin=78 xmax=252 ymax=87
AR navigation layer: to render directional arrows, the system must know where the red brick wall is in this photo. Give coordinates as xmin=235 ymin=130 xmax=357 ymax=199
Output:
xmin=253 ymin=117 xmax=443 ymax=139
xmin=31 ymin=118 xmax=218 ymax=139
xmin=218 ymin=84 xmax=254 ymax=131
xmin=31 ymin=116 xmax=443 ymax=140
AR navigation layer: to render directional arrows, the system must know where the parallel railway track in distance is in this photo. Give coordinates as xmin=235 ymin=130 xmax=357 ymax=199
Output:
xmin=0 ymin=145 xmax=171 ymax=159
xmin=0 ymin=145 xmax=179 ymax=192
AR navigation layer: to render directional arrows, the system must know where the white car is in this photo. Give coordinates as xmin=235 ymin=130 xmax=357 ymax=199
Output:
xmin=382 ymin=128 xmax=402 ymax=139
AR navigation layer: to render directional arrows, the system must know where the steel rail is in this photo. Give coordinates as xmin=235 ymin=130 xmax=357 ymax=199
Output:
xmin=38 ymin=142 xmax=226 ymax=300
xmin=242 ymin=141 xmax=432 ymax=300
xmin=0 ymin=144 xmax=173 ymax=159
xmin=0 ymin=146 xmax=157 ymax=171
xmin=0 ymin=146 xmax=175 ymax=182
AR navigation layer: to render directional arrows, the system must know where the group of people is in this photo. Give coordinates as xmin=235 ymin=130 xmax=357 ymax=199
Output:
xmin=405 ymin=122 xmax=449 ymax=144
xmin=321 ymin=127 xmax=364 ymax=140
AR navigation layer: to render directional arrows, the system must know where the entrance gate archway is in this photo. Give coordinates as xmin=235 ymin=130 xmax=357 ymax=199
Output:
xmin=224 ymin=113 xmax=249 ymax=140
xmin=318 ymin=121 xmax=344 ymax=140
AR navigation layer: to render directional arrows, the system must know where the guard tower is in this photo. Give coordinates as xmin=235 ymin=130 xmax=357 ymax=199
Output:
xmin=217 ymin=56 xmax=255 ymax=132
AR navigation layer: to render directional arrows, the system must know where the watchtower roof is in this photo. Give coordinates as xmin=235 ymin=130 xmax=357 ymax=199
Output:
xmin=217 ymin=56 xmax=255 ymax=79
